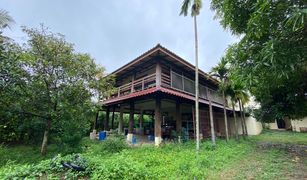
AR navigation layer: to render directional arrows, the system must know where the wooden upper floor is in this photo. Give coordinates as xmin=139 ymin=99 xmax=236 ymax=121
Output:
xmin=103 ymin=44 xmax=224 ymax=106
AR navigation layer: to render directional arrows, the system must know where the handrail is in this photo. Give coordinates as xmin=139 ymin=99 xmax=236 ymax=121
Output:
xmin=113 ymin=73 xmax=156 ymax=98
xmin=108 ymin=70 xmax=224 ymax=105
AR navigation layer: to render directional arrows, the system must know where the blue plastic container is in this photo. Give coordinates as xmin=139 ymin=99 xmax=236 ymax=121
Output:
xmin=132 ymin=136 xmax=137 ymax=144
xmin=147 ymin=135 xmax=154 ymax=141
xmin=99 ymin=131 xmax=106 ymax=141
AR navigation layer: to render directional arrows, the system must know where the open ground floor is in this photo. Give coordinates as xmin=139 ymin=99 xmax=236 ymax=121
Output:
xmin=99 ymin=91 xmax=263 ymax=145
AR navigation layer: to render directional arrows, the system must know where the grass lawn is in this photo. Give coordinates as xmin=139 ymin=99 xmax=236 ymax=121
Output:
xmin=250 ymin=129 xmax=307 ymax=145
xmin=0 ymin=130 xmax=306 ymax=179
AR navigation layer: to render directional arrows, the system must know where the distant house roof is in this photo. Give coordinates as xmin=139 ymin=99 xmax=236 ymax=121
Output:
xmin=110 ymin=44 xmax=219 ymax=85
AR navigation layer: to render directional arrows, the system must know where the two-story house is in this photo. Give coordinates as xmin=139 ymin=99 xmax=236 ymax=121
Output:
xmin=101 ymin=44 xmax=234 ymax=145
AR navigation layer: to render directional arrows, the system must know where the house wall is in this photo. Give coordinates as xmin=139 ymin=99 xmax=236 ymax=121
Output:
xmin=228 ymin=116 xmax=263 ymax=136
xmin=245 ymin=116 xmax=263 ymax=135
xmin=291 ymin=117 xmax=307 ymax=132
xmin=267 ymin=120 xmax=278 ymax=130
xmin=265 ymin=117 xmax=307 ymax=132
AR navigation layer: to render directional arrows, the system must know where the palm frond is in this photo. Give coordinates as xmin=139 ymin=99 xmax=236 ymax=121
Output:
xmin=0 ymin=9 xmax=14 ymax=29
xmin=180 ymin=0 xmax=191 ymax=16
xmin=191 ymin=0 xmax=202 ymax=16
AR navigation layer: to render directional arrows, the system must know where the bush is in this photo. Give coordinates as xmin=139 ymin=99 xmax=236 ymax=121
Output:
xmin=90 ymin=152 xmax=150 ymax=180
xmin=100 ymin=135 xmax=128 ymax=153
xmin=0 ymin=154 xmax=90 ymax=179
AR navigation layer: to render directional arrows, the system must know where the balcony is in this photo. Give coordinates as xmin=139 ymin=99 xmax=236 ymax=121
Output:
xmin=108 ymin=71 xmax=224 ymax=105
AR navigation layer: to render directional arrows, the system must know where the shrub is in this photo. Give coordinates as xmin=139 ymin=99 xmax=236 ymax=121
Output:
xmin=99 ymin=135 xmax=128 ymax=154
xmin=90 ymin=153 xmax=150 ymax=180
xmin=0 ymin=154 xmax=90 ymax=179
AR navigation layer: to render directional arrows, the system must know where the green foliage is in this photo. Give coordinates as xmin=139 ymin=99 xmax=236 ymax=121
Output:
xmin=1 ymin=132 xmax=307 ymax=179
xmin=211 ymin=0 xmax=307 ymax=122
xmin=180 ymin=0 xmax=202 ymax=17
xmin=0 ymin=154 xmax=90 ymax=179
xmin=98 ymin=135 xmax=128 ymax=154
xmin=0 ymin=9 xmax=14 ymax=30
xmin=0 ymin=24 xmax=115 ymax=152
xmin=90 ymin=153 xmax=149 ymax=180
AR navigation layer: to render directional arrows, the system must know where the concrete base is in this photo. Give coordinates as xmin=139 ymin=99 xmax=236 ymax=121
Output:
xmin=155 ymin=136 xmax=162 ymax=146
xmin=127 ymin=133 xmax=133 ymax=142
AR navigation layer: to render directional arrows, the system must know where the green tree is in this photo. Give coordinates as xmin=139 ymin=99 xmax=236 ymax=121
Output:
xmin=211 ymin=57 xmax=229 ymax=141
xmin=224 ymin=85 xmax=239 ymax=140
xmin=180 ymin=0 xmax=206 ymax=151
xmin=225 ymin=81 xmax=249 ymax=137
xmin=211 ymin=0 xmax=307 ymax=122
xmin=0 ymin=25 xmax=114 ymax=154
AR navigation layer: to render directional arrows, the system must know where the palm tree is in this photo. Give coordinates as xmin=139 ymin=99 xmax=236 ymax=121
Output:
xmin=238 ymin=91 xmax=249 ymax=136
xmin=232 ymin=83 xmax=249 ymax=137
xmin=210 ymin=58 xmax=229 ymax=141
xmin=180 ymin=0 xmax=203 ymax=152
xmin=0 ymin=9 xmax=14 ymax=30
xmin=225 ymin=85 xmax=238 ymax=140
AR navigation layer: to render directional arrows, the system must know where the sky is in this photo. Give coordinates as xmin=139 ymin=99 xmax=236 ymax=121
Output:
xmin=1 ymin=0 xmax=239 ymax=73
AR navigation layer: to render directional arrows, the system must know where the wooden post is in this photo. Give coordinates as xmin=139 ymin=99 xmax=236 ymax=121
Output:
xmin=104 ymin=107 xmax=110 ymax=131
xmin=142 ymin=79 xmax=145 ymax=90
xmin=127 ymin=101 xmax=134 ymax=142
xmin=118 ymin=105 xmax=124 ymax=134
xmin=139 ymin=110 xmax=144 ymax=135
xmin=156 ymin=61 xmax=162 ymax=87
xmin=155 ymin=98 xmax=162 ymax=146
xmin=118 ymin=87 xmax=121 ymax=97
xmin=131 ymin=74 xmax=135 ymax=93
xmin=111 ymin=106 xmax=115 ymax=130
xmin=176 ymin=101 xmax=182 ymax=134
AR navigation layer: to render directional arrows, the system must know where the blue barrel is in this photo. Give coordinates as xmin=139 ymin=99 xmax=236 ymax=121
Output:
xmin=132 ymin=136 xmax=137 ymax=144
xmin=148 ymin=135 xmax=154 ymax=141
xmin=99 ymin=131 xmax=106 ymax=141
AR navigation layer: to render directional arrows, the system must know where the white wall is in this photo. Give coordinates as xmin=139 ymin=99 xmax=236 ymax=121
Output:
xmin=291 ymin=117 xmax=307 ymax=132
xmin=245 ymin=116 xmax=263 ymax=135
xmin=228 ymin=116 xmax=262 ymax=136
xmin=267 ymin=120 xmax=278 ymax=130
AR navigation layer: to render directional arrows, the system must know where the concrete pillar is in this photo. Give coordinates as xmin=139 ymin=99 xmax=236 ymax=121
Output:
xmin=176 ymin=101 xmax=182 ymax=134
xmin=127 ymin=101 xmax=134 ymax=142
xmin=155 ymin=98 xmax=162 ymax=146
xmin=118 ymin=105 xmax=124 ymax=134
xmin=104 ymin=107 xmax=110 ymax=131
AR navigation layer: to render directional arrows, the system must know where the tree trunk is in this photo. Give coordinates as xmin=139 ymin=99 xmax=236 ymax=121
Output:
xmin=194 ymin=15 xmax=200 ymax=152
xmin=41 ymin=118 xmax=51 ymax=155
xmin=232 ymin=102 xmax=239 ymax=141
xmin=242 ymin=103 xmax=248 ymax=136
xmin=222 ymin=91 xmax=229 ymax=141
xmin=94 ymin=111 xmax=99 ymax=130
xmin=207 ymin=88 xmax=216 ymax=146
xmin=238 ymin=99 xmax=246 ymax=137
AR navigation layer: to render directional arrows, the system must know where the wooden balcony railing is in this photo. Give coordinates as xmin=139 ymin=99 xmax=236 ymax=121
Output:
xmin=109 ymin=73 xmax=156 ymax=99
xmin=108 ymin=71 xmax=224 ymax=105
